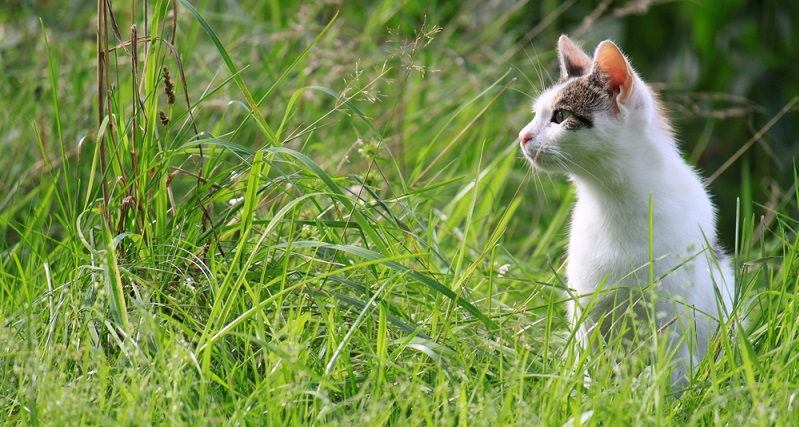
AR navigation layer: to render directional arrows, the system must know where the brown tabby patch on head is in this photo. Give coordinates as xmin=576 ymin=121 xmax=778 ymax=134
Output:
xmin=552 ymin=73 xmax=614 ymax=128
xmin=553 ymin=64 xmax=674 ymax=136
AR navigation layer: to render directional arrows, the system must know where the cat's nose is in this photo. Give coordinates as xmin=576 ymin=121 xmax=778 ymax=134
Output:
xmin=519 ymin=130 xmax=532 ymax=146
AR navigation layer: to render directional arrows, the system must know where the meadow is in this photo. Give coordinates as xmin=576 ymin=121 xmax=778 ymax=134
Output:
xmin=1 ymin=0 xmax=798 ymax=425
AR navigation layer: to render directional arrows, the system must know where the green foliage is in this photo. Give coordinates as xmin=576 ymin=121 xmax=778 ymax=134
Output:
xmin=0 ymin=0 xmax=798 ymax=425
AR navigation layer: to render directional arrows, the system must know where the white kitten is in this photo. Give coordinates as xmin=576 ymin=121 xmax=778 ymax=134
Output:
xmin=518 ymin=35 xmax=735 ymax=389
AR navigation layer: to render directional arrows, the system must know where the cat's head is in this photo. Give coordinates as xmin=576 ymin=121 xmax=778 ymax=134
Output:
xmin=519 ymin=36 xmax=671 ymax=183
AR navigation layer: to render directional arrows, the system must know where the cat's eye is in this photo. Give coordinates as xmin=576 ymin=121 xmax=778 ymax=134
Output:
xmin=551 ymin=109 xmax=572 ymax=124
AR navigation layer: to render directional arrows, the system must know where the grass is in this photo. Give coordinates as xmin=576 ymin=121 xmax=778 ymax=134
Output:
xmin=1 ymin=0 xmax=798 ymax=425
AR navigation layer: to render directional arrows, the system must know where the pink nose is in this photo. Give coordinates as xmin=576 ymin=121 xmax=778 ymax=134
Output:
xmin=519 ymin=132 xmax=532 ymax=146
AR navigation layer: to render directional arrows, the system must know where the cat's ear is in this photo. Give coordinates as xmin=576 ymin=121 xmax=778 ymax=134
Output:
xmin=593 ymin=41 xmax=634 ymax=103
xmin=557 ymin=35 xmax=592 ymax=80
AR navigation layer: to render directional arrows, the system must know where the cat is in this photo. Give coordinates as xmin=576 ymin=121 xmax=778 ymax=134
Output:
xmin=518 ymin=35 xmax=735 ymax=390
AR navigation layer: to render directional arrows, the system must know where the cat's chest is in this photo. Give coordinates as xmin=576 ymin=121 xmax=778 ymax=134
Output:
xmin=567 ymin=215 xmax=649 ymax=292
xmin=566 ymin=197 xmax=688 ymax=292
xmin=570 ymin=193 xmax=652 ymax=251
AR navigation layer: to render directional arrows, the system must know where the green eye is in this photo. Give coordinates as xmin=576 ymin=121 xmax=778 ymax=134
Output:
xmin=552 ymin=109 xmax=572 ymax=124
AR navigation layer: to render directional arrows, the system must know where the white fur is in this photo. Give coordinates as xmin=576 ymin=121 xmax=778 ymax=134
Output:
xmin=519 ymin=40 xmax=735 ymax=389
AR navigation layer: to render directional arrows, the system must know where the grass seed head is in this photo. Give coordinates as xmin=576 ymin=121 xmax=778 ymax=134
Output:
xmin=163 ymin=66 xmax=176 ymax=105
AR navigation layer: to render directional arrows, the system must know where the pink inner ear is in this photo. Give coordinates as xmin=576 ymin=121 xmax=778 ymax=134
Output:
xmin=594 ymin=41 xmax=632 ymax=96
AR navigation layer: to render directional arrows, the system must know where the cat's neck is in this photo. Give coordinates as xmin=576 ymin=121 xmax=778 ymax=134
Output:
xmin=569 ymin=119 xmax=716 ymax=245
